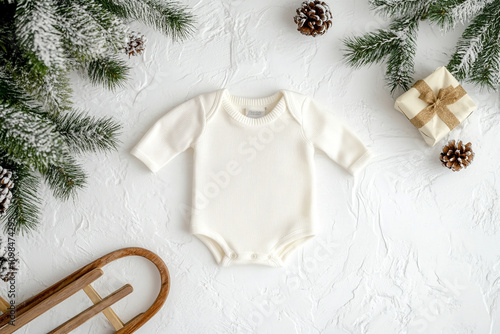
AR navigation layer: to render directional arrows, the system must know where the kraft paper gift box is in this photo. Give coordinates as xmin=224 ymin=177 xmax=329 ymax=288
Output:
xmin=394 ymin=66 xmax=477 ymax=146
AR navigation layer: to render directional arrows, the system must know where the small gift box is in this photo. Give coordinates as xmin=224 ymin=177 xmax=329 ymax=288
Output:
xmin=394 ymin=66 xmax=476 ymax=146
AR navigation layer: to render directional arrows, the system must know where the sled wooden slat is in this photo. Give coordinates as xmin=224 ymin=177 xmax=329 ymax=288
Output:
xmin=48 ymin=284 xmax=133 ymax=334
xmin=0 ymin=297 xmax=9 ymax=314
xmin=0 ymin=269 xmax=103 ymax=334
xmin=83 ymin=284 xmax=124 ymax=330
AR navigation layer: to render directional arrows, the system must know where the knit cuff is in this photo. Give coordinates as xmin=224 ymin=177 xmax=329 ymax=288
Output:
xmin=347 ymin=150 xmax=372 ymax=175
xmin=130 ymin=148 xmax=162 ymax=173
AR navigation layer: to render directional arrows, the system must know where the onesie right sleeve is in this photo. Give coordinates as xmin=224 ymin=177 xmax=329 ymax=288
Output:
xmin=131 ymin=96 xmax=206 ymax=173
xmin=301 ymin=97 xmax=371 ymax=175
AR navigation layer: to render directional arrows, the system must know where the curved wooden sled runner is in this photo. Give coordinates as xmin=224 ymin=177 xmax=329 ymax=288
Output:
xmin=0 ymin=247 xmax=170 ymax=333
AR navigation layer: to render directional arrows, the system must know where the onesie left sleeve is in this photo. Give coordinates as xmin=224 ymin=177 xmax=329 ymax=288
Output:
xmin=301 ymin=97 xmax=371 ymax=175
xmin=131 ymin=95 xmax=207 ymax=173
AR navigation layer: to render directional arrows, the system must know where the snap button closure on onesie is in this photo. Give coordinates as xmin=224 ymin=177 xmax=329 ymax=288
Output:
xmin=230 ymin=253 xmax=237 ymax=259
xmin=251 ymin=253 xmax=258 ymax=259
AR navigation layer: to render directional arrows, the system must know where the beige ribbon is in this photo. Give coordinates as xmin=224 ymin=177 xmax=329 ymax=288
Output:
xmin=409 ymin=80 xmax=466 ymax=130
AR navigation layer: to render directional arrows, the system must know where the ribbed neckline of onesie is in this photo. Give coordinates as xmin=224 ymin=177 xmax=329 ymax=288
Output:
xmin=221 ymin=89 xmax=286 ymax=126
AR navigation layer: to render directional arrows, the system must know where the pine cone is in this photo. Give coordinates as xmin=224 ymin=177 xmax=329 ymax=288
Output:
xmin=294 ymin=1 xmax=333 ymax=37
xmin=0 ymin=167 xmax=14 ymax=216
xmin=0 ymin=249 xmax=18 ymax=282
xmin=440 ymin=140 xmax=474 ymax=172
xmin=125 ymin=31 xmax=147 ymax=57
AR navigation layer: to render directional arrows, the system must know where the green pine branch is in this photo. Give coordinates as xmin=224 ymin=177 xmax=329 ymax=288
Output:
xmin=0 ymin=70 xmax=27 ymax=107
xmin=42 ymin=154 xmax=86 ymax=201
xmin=0 ymin=74 xmax=66 ymax=170
xmin=427 ymin=0 xmax=494 ymax=31
xmin=343 ymin=15 xmax=420 ymax=93
xmin=2 ymin=162 xmax=41 ymax=234
xmin=0 ymin=4 xmax=15 ymax=58
xmin=343 ymin=30 xmax=402 ymax=68
xmin=427 ymin=0 xmax=463 ymax=29
xmin=8 ymin=63 xmax=73 ymax=115
xmin=385 ymin=16 xmax=419 ymax=93
xmin=143 ymin=0 xmax=195 ymax=40
xmin=83 ymin=55 xmax=130 ymax=90
xmin=14 ymin=0 xmax=65 ymax=72
xmin=467 ymin=20 xmax=500 ymax=88
xmin=54 ymin=109 xmax=122 ymax=154
xmin=79 ymin=0 xmax=128 ymax=52
xmin=2 ymin=5 xmax=71 ymax=116
xmin=0 ymin=103 xmax=66 ymax=171
xmin=57 ymin=1 xmax=121 ymax=62
xmin=447 ymin=0 xmax=500 ymax=89
xmin=370 ymin=0 xmax=431 ymax=19
xmin=96 ymin=0 xmax=195 ymax=40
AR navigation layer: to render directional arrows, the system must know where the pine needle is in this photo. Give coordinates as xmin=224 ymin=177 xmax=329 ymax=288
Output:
xmin=54 ymin=109 xmax=122 ymax=154
xmin=427 ymin=0 xmax=494 ymax=32
xmin=447 ymin=0 xmax=500 ymax=89
xmin=370 ymin=0 xmax=430 ymax=19
xmin=96 ymin=0 xmax=195 ymax=41
xmin=0 ymin=103 xmax=66 ymax=171
xmin=42 ymin=154 xmax=86 ymax=201
xmin=1 ymin=162 xmax=41 ymax=234
xmin=84 ymin=56 xmax=130 ymax=90
xmin=14 ymin=0 xmax=66 ymax=70
xmin=343 ymin=30 xmax=401 ymax=68
xmin=343 ymin=15 xmax=419 ymax=94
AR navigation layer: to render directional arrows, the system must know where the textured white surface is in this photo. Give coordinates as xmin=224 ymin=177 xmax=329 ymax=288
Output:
xmin=6 ymin=0 xmax=500 ymax=333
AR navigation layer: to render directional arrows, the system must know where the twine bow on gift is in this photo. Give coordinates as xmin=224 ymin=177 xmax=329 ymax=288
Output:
xmin=409 ymin=80 xmax=467 ymax=130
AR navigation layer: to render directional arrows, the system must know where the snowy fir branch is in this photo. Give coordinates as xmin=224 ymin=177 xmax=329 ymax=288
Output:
xmin=343 ymin=30 xmax=402 ymax=68
xmin=96 ymin=0 xmax=195 ymax=41
xmin=447 ymin=0 xmax=500 ymax=89
xmin=57 ymin=1 xmax=127 ymax=63
xmin=41 ymin=154 xmax=87 ymax=201
xmin=83 ymin=55 xmax=130 ymax=90
xmin=369 ymin=0 xmax=431 ymax=19
xmin=343 ymin=14 xmax=420 ymax=93
xmin=0 ymin=74 xmax=66 ymax=171
xmin=1 ymin=161 xmax=41 ymax=234
xmin=9 ymin=64 xmax=73 ymax=115
xmin=344 ymin=0 xmax=500 ymax=93
xmin=427 ymin=0 xmax=494 ymax=31
xmin=384 ymin=17 xmax=419 ymax=93
xmin=54 ymin=110 xmax=122 ymax=154
xmin=0 ymin=0 xmax=195 ymax=233
xmin=0 ymin=103 xmax=67 ymax=170
xmin=14 ymin=0 xmax=66 ymax=71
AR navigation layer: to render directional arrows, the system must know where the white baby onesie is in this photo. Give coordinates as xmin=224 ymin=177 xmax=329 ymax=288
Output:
xmin=131 ymin=89 xmax=371 ymax=267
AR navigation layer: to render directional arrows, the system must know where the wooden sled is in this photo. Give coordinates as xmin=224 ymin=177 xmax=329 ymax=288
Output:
xmin=0 ymin=247 xmax=170 ymax=333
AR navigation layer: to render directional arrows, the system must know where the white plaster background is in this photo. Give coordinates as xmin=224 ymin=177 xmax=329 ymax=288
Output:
xmin=5 ymin=0 xmax=500 ymax=333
